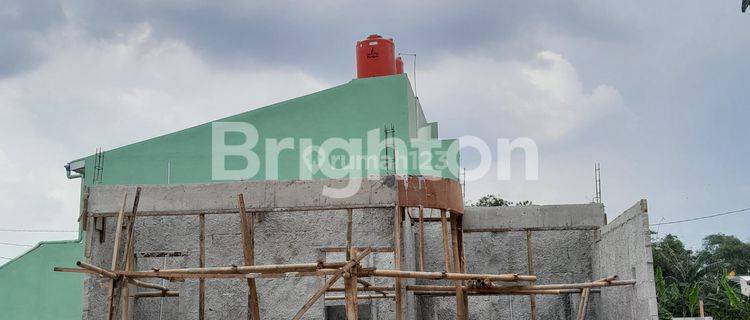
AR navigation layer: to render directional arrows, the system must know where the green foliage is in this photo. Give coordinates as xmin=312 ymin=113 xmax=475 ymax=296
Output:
xmin=472 ymin=194 xmax=532 ymax=207
xmin=652 ymin=233 xmax=750 ymax=319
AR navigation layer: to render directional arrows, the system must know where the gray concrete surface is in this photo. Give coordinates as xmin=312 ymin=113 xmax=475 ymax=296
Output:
xmin=81 ymin=179 xmax=656 ymax=320
xmin=592 ymin=200 xmax=659 ymax=320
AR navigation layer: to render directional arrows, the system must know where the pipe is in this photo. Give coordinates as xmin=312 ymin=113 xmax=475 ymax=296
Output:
xmin=65 ymin=164 xmax=82 ymax=179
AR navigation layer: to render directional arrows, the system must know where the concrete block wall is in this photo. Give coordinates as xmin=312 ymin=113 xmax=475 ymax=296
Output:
xmin=416 ymin=204 xmax=606 ymax=320
xmin=592 ymin=200 xmax=659 ymax=320
xmin=83 ymin=178 xmax=399 ymax=320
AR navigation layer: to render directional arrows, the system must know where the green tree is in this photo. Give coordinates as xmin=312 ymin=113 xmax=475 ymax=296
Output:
xmin=472 ymin=194 xmax=532 ymax=207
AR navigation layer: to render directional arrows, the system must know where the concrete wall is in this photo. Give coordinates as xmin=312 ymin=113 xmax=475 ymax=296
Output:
xmin=592 ymin=200 xmax=659 ymax=320
xmin=416 ymin=204 xmax=606 ymax=320
xmin=83 ymin=178 xmax=399 ymax=320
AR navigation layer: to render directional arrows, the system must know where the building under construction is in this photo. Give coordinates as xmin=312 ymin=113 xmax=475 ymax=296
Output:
xmin=13 ymin=34 xmax=658 ymax=319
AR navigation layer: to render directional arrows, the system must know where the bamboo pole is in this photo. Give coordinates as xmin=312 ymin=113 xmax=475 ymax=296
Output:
xmin=120 ymin=187 xmax=142 ymax=320
xmin=450 ymin=211 xmax=467 ymax=319
xmin=418 ymin=206 xmax=426 ymax=272
xmin=393 ymin=206 xmax=403 ymax=320
xmin=105 ymin=192 xmax=128 ymax=320
xmin=328 ymin=286 xmax=394 ymax=292
xmin=132 ymin=291 xmax=179 ymax=298
xmin=139 ymin=262 xmax=341 ymax=275
xmin=326 ymin=294 xmax=395 ymax=300
xmin=361 ymin=269 xmax=536 ymax=282
xmin=576 ymin=288 xmax=590 ymax=320
xmin=128 ymin=278 xmax=169 ymax=291
xmin=199 ymin=213 xmax=205 ymax=320
xmin=117 ymin=269 xmax=343 ymax=279
xmin=412 ymin=289 xmax=601 ymax=296
xmin=344 ymin=248 xmax=359 ymax=320
xmin=405 ymin=279 xmax=634 ymax=293
xmin=526 ymin=230 xmax=537 ymax=320
xmin=238 ymin=194 xmax=261 ymax=320
xmin=77 ymin=261 xmax=117 ymax=279
xmin=291 ymin=249 xmax=373 ymax=320
xmin=346 ymin=208 xmax=353 ymax=261
xmin=440 ymin=209 xmax=452 ymax=272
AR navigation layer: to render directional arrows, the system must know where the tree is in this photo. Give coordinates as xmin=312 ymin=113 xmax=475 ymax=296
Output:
xmin=473 ymin=194 xmax=532 ymax=207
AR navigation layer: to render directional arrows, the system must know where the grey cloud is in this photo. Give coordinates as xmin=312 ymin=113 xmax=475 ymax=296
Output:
xmin=0 ymin=1 xmax=65 ymax=76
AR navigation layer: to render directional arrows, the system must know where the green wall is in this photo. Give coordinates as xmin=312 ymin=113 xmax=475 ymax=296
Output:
xmin=82 ymin=74 xmax=458 ymax=186
xmin=0 ymin=239 xmax=84 ymax=320
xmin=0 ymin=74 xmax=458 ymax=320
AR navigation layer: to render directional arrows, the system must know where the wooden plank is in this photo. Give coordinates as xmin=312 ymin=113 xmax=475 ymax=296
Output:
xmin=393 ymin=206 xmax=403 ymax=320
xmin=238 ymin=194 xmax=261 ymax=320
xmin=292 ymin=249 xmax=372 ymax=320
xmin=418 ymin=206 xmax=426 ymax=272
xmin=344 ymin=248 xmax=359 ymax=320
xmin=105 ymin=192 xmax=128 ymax=320
xmin=120 ymin=187 xmax=142 ymax=320
xmin=199 ymin=213 xmax=205 ymax=320
xmin=440 ymin=209 xmax=452 ymax=272
xmin=526 ymin=230 xmax=537 ymax=320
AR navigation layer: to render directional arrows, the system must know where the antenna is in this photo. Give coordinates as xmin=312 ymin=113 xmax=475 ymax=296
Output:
xmin=398 ymin=53 xmax=417 ymax=95
xmin=594 ymin=163 xmax=602 ymax=203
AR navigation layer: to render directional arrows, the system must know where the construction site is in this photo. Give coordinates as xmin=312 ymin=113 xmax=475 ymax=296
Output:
xmin=40 ymin=34 xmax=659 ymax=319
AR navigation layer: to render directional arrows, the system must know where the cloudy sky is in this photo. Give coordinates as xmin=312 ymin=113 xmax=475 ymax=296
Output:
xmin=1 ymin=1 xmax=749 ymax=262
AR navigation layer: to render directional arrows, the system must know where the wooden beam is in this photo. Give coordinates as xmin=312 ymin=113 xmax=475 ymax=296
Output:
xmin=344 ymin=248 xmax=359 ymax=320
xmin=120 ymin=187 xmax=142 ymax=320
xmin=418 ymin=206 xmax=426 ymax=272
xmin=76 ymin=261 xmax=117 ymax=279
xmin=346 ymin=208 xmax=353 ymax=261
xmin=450 ymin=211 xmax=467 ymax=319
xmin=360 ymin=269 xmax=535 ymax=282
xmin=105 ymin=192 xmax=128 ymax=320
xmin=526 ymin=230 xmax=537 ymax=320
xmin=291 ymin=249 xmax=373 ymax=320
xmin=393 ymin=206 xmax=403 ymax=320
xmin=132 ymin=291 xmax=179 ymax=298
xmin=576 ymin=288 xmax=590 ymax=320
xmin=199 ymin=213 xmax=205 ymax=320
xmin=325 ymin=294 xmax=395 ymax=300
xmin=238 ymin=194 xmax=261 ymax=320
xmin=440 ymin=209 xmax=452 ymax=273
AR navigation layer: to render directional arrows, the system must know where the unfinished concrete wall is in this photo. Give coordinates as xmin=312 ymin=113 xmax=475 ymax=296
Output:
xmin=82 ymin=178 xmax=399 ymax=320
xmin=592 ymin=200 xmax=659 ymax=320
xmin=416 ymin=204 xmax=606 ymax=320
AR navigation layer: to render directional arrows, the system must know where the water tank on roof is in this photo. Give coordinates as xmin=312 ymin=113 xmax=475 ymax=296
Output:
xmin=356 ymin=34 xmax=397 ymax=78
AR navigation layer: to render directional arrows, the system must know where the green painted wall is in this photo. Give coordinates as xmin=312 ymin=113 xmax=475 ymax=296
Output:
xmin=0 ymin=239 xmax=84 ymax=320
xmin=0 ymin=74 xmax=458 ymax=320
xmin=82 ymin=74 xmax=458 ymax=186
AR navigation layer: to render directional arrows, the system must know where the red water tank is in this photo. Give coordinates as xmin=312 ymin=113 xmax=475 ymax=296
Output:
xmin=356 ymin=34 xmax=397 ymax=78
xmin=395 ymin=56 xmax=404 ymax=74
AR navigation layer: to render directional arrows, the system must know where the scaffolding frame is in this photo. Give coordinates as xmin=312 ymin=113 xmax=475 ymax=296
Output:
xmin=56 ymin=184 xmax=633 ymax=320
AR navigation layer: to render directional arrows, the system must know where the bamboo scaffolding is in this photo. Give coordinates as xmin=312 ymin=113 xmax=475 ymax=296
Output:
xmin=344 ymin=248 xmax=359 ymax=320
xmin=105 ymin=192 xmax=128 ymax=320
xmin=328 ymin=286 xmax=394 ymax=292
xmin=128 ymin=278 xmax=168 ymax=292
xmin=238 ymin=194 xmax=261 ymax=320
xmin=77 ymin=261 xmax=118 ymax=279
xmin=132 ymin=291 xmax=179 ymax=298
xmin=440 ymin=209 xmax=452 ymax=272
xmin=405 ymin=278 xmax=634 ymax=293
xmin=413 ymin=289 xmax=602 ymax=296
xmin=361 ymin=269 xmax=536 ymax=282
xmin=526 ymin=230 xmax=537 ymax=320
xmin=418 ymin=206 xmax=426 ymax=271
xmin=393 ymin=206 xmax=403 ymax=320
xmin=576 ymin=288 xmax=591 ymax=320
xmin=291 ymin=248 xmax=373 ymax=320
xmin=120 ymin=187 xmax=142 ymax=320
xmin=325 ymin=294 xmax=395 ymax=300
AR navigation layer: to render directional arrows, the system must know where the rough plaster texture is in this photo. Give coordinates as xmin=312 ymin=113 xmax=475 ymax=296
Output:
xmin=416 ymin=204 xmax=603 ymax=320
xmin=592 ymin=200 xmax=659 ymax=320
xmin=84 ymin=179 xmax=398 ymax=320
xmin=81 ymin=180 xmax=656 ymax=319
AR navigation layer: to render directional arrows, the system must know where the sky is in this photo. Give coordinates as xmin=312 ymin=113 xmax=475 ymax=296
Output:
xmin=1 ymin=1 xmax=749 ymax=263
